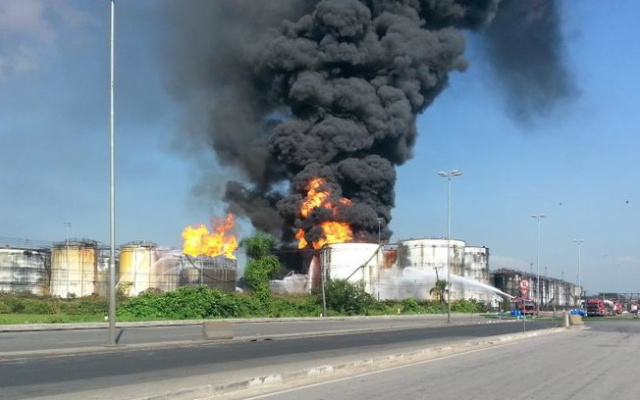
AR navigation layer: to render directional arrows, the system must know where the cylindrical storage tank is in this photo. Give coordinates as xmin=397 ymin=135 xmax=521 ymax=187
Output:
xmin=492 ymin=269 xmax=528 ymax=302
xmin=94 ymin=254 xmax=112 ymax=298
xmin=151 ymin=249 xmax=182 ymax=293
xmin=118 ymin=241 xmax=158 ymax=297
xmin=178 ymin=254 xmax=237 ymax=292
xmin=463 ymin=246 xmax=490 ymax=302
xmin=0 ymin=248 xmax=50 ymax=295
xmin=320 ymin=243 xmax=381 ymax=295
xmin=51 ymin=239 xmax=98 ymax=298
xmin=397 ymin=239 xmax=465 ymax=275
xmin=397 ymin=239 xmax=465 ymax=300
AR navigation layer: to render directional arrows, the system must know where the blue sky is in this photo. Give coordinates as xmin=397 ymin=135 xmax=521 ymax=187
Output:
xmin=1 ymin=1 xmax=638 ymax=293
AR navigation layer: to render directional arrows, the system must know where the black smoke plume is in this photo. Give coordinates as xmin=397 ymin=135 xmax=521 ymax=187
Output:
xmin=162 ymin=0 xmax=505 ymax=246
xmin=483 ymin=0 xmax=577 ymax=121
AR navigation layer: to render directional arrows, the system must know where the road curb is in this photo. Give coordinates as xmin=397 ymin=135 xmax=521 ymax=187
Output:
xmin=136 ymin=326 xmax=578 ymax=400
xmin=0 ymin=314 xmax=491 ymax=332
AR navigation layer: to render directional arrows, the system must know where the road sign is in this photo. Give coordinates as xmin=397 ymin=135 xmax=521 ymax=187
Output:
xmin=519 ymin=279 xmax=530 ymax=296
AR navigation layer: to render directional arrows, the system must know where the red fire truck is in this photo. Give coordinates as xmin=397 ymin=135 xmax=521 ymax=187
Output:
xmin=513 ymin=297 xmax=536 ymax=315
xmin=586 ymin=299 xmax=611 ymax=316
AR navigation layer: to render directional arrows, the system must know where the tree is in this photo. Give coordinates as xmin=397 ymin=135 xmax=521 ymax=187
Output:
xmin=241 ymin=233 xmax=281 ymax=297
xmin=430 ymin=279 xmax=449 ymax=305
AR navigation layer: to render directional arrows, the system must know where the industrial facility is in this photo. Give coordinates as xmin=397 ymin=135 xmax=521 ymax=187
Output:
xmin=2 ymin=235 xmax=592 ymax=309
xmin=1 ymin=238 xmax=237 ymax=298
xmin=493 ymin=268 xmax=581 ymax=309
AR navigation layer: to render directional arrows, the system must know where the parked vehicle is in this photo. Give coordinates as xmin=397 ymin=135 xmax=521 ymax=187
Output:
xmin=586 ymin=299 xmax=613 ymax=316
xmin=513 ymin=297 xmax=536 ymax=315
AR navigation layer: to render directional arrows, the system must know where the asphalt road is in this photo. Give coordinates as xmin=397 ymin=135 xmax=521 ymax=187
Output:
xmin=242 ymin=321 xmax=640 ymax=400
xmin=0 ymin=314 xmax=488 ymax=353
xmin=0 ymin=320 xmax=558 ymax=399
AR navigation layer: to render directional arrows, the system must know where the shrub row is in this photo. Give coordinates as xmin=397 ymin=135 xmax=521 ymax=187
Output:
xmin=0 ymin=294 xmax=108 ymax=315
xmin=1 ymin=284 xmax=486 ymax=319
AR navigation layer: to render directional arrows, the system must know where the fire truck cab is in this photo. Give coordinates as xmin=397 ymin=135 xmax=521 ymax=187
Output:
xmin=513 ymin=297 xmax=536 ymax=315
xmin=586 ymin=299 xmax=610 ymax=316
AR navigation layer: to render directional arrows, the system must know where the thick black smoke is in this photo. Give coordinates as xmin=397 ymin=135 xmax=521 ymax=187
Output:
xmin=161 ymin=0 xmax=510 ymax=246
xmin=483 ymin=0 xmax=577 ymax=121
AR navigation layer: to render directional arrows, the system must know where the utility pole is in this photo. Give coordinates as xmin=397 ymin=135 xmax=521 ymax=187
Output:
xmin=107 ymin=0 xmax=117 ymax=346
xmin=531 ymin=214 xmax=547 ymax=317
xmin=438 ymin=170 xmax=462 ymax=324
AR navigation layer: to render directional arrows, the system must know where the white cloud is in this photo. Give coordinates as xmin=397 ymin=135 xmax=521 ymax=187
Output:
xmin=0 ymin=0 xmax=94 ymax=80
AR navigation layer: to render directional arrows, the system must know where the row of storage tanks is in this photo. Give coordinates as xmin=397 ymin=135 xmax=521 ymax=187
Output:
xmin=272 ymin=239 xmax=582 ymax=308
xmin=272 ymin=239 xmax=496 ymax=303
xmin=1 ymin=237 xmax=581 ymax=307
xmin=0 ymin=240 xmax=237 ymax=298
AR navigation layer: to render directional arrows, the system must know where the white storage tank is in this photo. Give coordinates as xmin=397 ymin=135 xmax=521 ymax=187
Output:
xmin=0 ymin=248 xmax=50 ymax=295
xmin=463 ymin=246 xmax=490 ymax=302
xmin=397 ymin=238 xmax=465 ymax=276
xmin=320 ymin=242 xmax=382 ymax=294
xmin=51 ymin=239 xmax=98 ymax=298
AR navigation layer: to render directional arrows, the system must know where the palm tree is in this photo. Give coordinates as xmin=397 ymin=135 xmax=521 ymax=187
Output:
xmin=430 ymin=279 xmax=449 ymax=305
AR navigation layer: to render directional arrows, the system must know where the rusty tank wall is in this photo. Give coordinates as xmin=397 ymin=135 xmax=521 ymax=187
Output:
xmin=51 ymin=240 xmax=98 ymax=298
xmin=0 ymin=248 xmax=50 ymax=295
xmin=462 ymin=246 xmax=490 ymax=302
xmin=118 ymin=241 xmax=159 ymax=296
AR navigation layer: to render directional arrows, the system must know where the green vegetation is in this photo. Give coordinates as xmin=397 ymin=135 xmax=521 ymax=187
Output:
xmin=0 ymin=235 xmax=487 ymax=324
xmin=241 ymin=233 xmax=281 ymax=308
xmin=0 ymin=285 xmax=487 ymax=324
xmin=318 ymin=279 xmax=374 ymax=316
xmin=429 ymin=279 xmax=449 ymax=305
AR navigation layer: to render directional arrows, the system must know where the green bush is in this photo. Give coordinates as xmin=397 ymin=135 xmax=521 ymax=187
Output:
xmin=270 ymin=295 xmax=323 ymax=317
xmin=319 ymin=279 xmax=374 ymax=316
xmin=118 ymin=286 xmax=247 ymax=319
xmin=0 ymin=301 xmax=10 ymax=314
xmin=59 ymin=298 xmax=108 ymax=315
xmin=451 ymin=299 xmax=486 ymax=313
xmin=401 ymin=298 xmax=423 ymax=313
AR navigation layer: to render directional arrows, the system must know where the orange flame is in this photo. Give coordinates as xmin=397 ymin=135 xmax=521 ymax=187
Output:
xmin=182 ymin=214 xmax=238 ymax=259
xmin=297 ymin=178 xmax=353 ymax=249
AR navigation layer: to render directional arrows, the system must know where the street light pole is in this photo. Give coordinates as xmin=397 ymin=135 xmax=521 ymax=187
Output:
xmin=574 ymin=239 xmax=584 ymax=306
xmin=438 ymin=169 xmax=462 ymax=324
xmin=108 ymin=0 xmax=117 ymax=346
xmin=531 ymin=214 xmax=546 ymax=316
xmin=376 ymin=217 xmax=383 ymax=301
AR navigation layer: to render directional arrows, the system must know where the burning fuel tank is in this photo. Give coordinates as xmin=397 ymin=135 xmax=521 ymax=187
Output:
xmin=0 ymin=247 xmax=50 ymax=295
xmin=178 ymin=255 xmax=237 ymax=291
xmin=118 ymin=241 xmax=159 ymax=296
xmin=320 ymin=242 xmax=382 ymax=294
xmin=51 ymin=239 xmax=98 ymax=298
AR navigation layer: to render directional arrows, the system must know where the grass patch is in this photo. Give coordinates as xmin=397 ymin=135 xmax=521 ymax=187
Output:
xmin=0 ymin=314 xmax=106 ymax=324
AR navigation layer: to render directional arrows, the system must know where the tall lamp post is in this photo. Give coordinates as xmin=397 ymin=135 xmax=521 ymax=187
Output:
xmin=376 ymin=217 xmax=384 ymax=301
xmin=108 ymin=0 xmax=117 ymax=346
xmin=438 ymin=169 xmax=462 ymax=324
xmin=531 ymin=214 xmax=547 ymax=316
xmin=574 ymin=239 xmax=584 ymax=306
